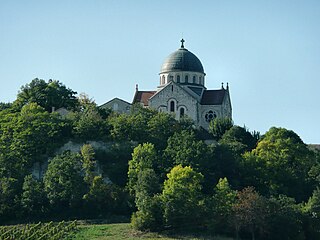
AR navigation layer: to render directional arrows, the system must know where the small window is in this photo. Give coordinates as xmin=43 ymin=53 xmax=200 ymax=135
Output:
xmin=113 ymin=103 xmax=119 ymax=111
xmin=205 ymin=110 xmax=217 ymax=122
xmin=180 ymin=108 xmax=185 ymax=118
xmin=162 ymin=75 xmax=166 ymax=84
xmin=185 ymin=75 xmax=188 ymax=83
xmin=193 ymin=76 xmax=196 ymax=84
xmin=170 ymin=101 xmax=175 ymax=112
xmin=169 ymin=75 xmax=174 ymax=81
xmin=199 ymin=76 xmax=202 ymax=85
xmin=177 ymin=75 xmax=180 ymax=83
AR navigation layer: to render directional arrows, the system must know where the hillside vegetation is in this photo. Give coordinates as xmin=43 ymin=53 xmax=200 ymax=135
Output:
xmin=0 ymin=79 xmax=320 ymax=239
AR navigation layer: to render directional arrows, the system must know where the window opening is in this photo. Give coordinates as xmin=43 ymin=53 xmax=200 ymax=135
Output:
xmin=170 ymin=101 xmax=175 ymax=112
xmin=180 ymin=108 xmax=185 ymax=118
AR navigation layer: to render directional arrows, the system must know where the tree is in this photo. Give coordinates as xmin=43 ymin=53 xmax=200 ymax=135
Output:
xmin=0 ymin=177 xmax=20 ymax=223
xmin=210 ymin=178 xmax=236 ymax=234
xmin=147 ymin=112 xmax=178 ymax=150
xmin=131 ymin=169 xmax=162 ymax=231
xmin=209 ymin=117 xmax=233 ymax=141
xmin=163 ymin=130 xmax=209 ymax=171
xmin=232 ymin=187 xmax=268 ymax=240
xmin=128 ymin=143 xmax=158 ymax=196
xmin=71 ymin=101 xmax=110 ymax=141
xmin=0 ymin=102 xmax=12 ymax=112
xmin=14 ymin=78 xmax=78 ymax=112
xmin=43 ymin=151 xmax=86 ymax=210
xmin=109 ymin=105 xmax=156 ymax=142
xmin=219 ymin=125 xmax=258 ymax=154
xmin=21 ymin=175 xmax=47 ymax=217
xmin=304 ymin=188 xmax=320 ymax=239
xmin=83 ymin=176 xmax=115 ymax=216
xmin=81 ymin=144 xmax=96 ymax=184
xmin=242 ymin=127 xmax=316 ymax=201
xmin=128 ymin=143 xmax=162 ymax=231
xmin=161 ymin=165 xmax=204 ymax=230
xmin=0 ymin=103 xmax=71 ymax=178
xmin=266 ymin=195 xmax=305 ymax=240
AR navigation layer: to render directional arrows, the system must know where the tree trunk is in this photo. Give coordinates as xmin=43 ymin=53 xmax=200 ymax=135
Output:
xmin=251 ymin=229 xmax=255 ymax=240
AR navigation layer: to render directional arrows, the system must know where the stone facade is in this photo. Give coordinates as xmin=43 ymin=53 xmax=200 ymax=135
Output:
xmin=100 ymin=97 xmax=131 ymax=114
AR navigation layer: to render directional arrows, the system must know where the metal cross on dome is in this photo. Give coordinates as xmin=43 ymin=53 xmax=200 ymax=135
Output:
xmin=180 ymin=38 xmax=185 ymax=48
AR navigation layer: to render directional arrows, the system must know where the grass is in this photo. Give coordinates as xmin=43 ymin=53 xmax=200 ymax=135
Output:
xmin=72 ymin=223 xmax=235 ymax=240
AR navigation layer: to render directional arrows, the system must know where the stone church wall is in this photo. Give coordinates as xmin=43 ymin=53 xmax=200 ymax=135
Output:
xmin=149 ymin=83 xmax=198 ymax=123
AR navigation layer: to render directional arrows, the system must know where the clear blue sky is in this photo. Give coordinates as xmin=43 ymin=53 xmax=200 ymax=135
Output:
xmin=1 ymin=0 xmax=319 ymax=143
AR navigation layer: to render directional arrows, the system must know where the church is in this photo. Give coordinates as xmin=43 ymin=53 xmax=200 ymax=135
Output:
xmin=101 ymin=39 xmax=232 ymax=130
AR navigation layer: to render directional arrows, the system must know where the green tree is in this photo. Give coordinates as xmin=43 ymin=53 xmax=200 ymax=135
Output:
xmin=161 ymin=165 xmax=204 ymax=230
xmin=0 ymin=177 xmax=20 ymax=223
xmin=71 ymin=101 xmax=110 ymax=141
xmin=131 ymin=169 xmax=162 ymax=231
xmin=14 ymin=78 xmax=78 ymax=112
xmin=109 ymin=105 xmax=155 ymax=142
xmin=0 ymin=102 xmax=12 ymax=112
xmin=83 ymin=176 xmax=115 ymax=216
xmin=44 ymin=151 xmax=86 ymax=210
xmin=210 ymin=178 xmax=236 ymax=234
xmin=266 ymin=195 xmax=305 ymax=240
xmin=128 ymin=143 xmax=158 ymax=196
xmin=209 ymin=117 xmax=233 ymax=141
xmin=164 ymin=130 xmax=209 ymax=171
xmin=219 ymin=125 xmax=258 ymax=154
xmin=242 ymin=127 xmax=315 ymax=201
xmin=304 ymin=188 xmax=320 ymax=239
xmin=164 ymin=130 xmax=218 ymax=193
xmin=0 ymin=103 xmax=70 ymax=178
xmin=147 ymin=112 xmax=178 ymax=150
xmin=21 ymin=175 xmax=47 ymax=217
xmin=81 ymin=144 xmax=96 ymax=184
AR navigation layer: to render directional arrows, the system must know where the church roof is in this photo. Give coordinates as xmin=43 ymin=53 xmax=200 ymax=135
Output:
xmin=132 ymin=91 xmax=156 ymax=106
xmin=160 ymin=39 xmax=204 ymax=74
xmin=100 ymin=97 xmax=131 ymax=107
xmin=201 ymin=89 xmax=226 ymax=105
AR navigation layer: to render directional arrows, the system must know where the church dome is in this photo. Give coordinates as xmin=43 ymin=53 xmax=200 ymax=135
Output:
xmin=160 ymin=39 xmax=204 ymax=74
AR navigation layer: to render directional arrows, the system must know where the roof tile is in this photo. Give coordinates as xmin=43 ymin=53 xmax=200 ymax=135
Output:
xmin=132 ymin=91 xmax=156 ymax=106
xmin=201 ymin=89 xmax=226 ymax=105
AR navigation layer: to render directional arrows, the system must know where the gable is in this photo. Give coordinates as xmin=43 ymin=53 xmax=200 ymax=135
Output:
xmin=100 ymin=97 xmax=131 ymax=107
xmin=149 ymin=81 xmax=199 ymax=103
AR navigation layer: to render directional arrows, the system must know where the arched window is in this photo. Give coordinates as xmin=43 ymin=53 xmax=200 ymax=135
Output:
xmin=185 ymin=75 xmax=188 ymax=83
xmin=193 ymin=76 xmax=196 ymax=84
xmin=177 ymin=75 xmax=180 ymax=83
xmin=169 ymin=75 xmax=174 ymax=81
xmin=199 ymin=76 xmax=202 ymax=85
xmin=162 ymin=75 xmax=166 ymax=85
xmin=170 ymin=101 xmax=175 ymax=112
xmin=180 ymin=108 xmax=185 ymax=118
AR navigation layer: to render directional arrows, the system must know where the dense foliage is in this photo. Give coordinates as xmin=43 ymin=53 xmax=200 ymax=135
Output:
xmin=0 ymin=79 xmax=319 ymax=239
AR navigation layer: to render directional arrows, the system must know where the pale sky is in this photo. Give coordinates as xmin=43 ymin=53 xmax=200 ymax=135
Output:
xmin=1 ymin=0 xmax=319 ymax=143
